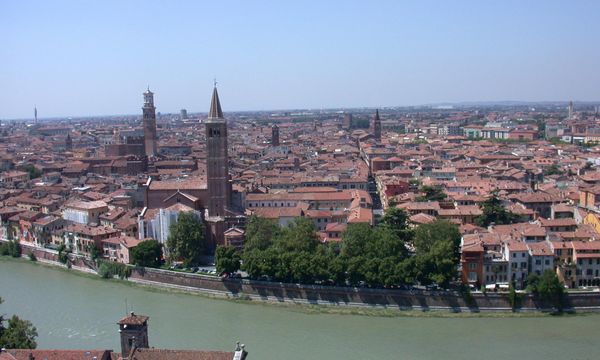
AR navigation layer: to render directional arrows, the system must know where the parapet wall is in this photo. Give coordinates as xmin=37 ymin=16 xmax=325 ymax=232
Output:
xmin=8 ymin=241 xmax=600 ymax=312
xmin=128 ymin=266 xmax=600 ymax=312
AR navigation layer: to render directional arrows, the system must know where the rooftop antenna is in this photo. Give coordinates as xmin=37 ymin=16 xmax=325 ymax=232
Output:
xmin=213 ymin=77 xmax=218 ymax=88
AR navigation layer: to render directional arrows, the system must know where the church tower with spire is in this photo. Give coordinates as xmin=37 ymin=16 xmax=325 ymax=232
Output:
xmin=373 ymin=109 xmax=381 ymax=142
xmin=142 ymin=88 xmax=158 ymax=157
xmin=205 ymin=84 xmax=230 ymax=218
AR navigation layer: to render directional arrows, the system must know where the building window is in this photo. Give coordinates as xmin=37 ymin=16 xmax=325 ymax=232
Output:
xmin=469 ymin=263 xmax=477 ymax=270
xmin=468 ymin=272 xmax=477 ymax=281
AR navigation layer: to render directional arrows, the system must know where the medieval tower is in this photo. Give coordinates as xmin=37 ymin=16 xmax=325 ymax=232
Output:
xmin=142 ymin=88 xmax=158 ymax=157
xmin=373 ymin=109 xmax=381 ymax=142
xmin=205 ymin=84 xmax=230 ymax=218
xmin=271 ymin=123 xmax=280 ymax=147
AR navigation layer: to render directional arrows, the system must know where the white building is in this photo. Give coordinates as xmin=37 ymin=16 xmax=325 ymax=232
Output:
xmin=62 ymin=200 xmax=108 ymax=225
xmin=504 ymin=241 xmax=530 ymax=289
xmin=528 ymin=241 xmax=554 ymax=276
xmin=138 ymin=203 xmax=202 ymax=244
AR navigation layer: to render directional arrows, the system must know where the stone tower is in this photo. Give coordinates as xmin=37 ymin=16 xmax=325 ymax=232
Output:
xmin=118 ymin=312 xmax=149 ymax=358
xmin=65 ymin=133 xmax=73 ymax=151
xmin=142 ymin=88 xmax=158 ymax=157
xmin=343 ymin=113 xmax=352 ymax=129
xmin=205 ymin=85 xmax=230 ymax=218
xmin=373 ymin=109 xmax=381 ymax=142
xmin=271 ymin=124 xmax=280 ymax=147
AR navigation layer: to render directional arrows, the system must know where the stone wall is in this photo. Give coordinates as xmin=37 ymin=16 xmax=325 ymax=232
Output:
xmin=6 ymin=241 xmax=600 ymax=312
xmin=128 ymin=267 xmax=600 ymax=312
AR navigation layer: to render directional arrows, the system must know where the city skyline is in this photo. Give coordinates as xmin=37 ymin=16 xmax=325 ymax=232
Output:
xmin=2 ymin=0 xmax=600 ymax=119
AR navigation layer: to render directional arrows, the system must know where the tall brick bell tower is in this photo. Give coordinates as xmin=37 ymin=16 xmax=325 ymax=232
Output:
xmin=142 ymin=88 xmax=158 ymax=157
xmin=205 ymin=83 xmax=231 ymax=250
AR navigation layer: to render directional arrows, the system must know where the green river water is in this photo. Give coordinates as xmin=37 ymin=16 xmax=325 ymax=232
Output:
xmin=0 ymin=259 xmax=598 ymax=360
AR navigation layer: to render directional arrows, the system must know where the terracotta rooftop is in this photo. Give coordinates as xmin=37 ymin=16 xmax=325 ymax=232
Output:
xmin=64 ymin=200 xmax=108 ymax=210
xmin=122 ymin=348 xmax=237 ymax=360
xmin=118 ymin=311 xmax=149 ymax=326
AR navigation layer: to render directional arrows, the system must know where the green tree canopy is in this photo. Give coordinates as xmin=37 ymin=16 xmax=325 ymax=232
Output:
xmin=380 ymin=206 xmax=412 ymax=241
xmin=543 ymin=164 xmax=564 ymax=176
xmin=215 ymin=245 xmax=241 ymax=275
xmin=166 ymin=212 xmax=205 ymax=267
xmin=341 ymin=223 xmax=410 ymax=287
xmin=276 ymin=217 xmax=320 ymax=253
xmin=475 ymin=191 xmax=519 ymax=227
xmin=1 ymin=297 xmax=38 ymax=349
xmin=23 ymin=164 xmax=42 ymax=180
xmin=416 ymin=185 xmax=447 ymax=202
xmin=244 ymin=215 xmax=279 ymax=251
xmin=413 ymin=219 xmax=461 ymax=287
xmin=131 ymin=240 xmax=163 ymax=268
xmin=527 ymin=269 xmax=565 ymax=309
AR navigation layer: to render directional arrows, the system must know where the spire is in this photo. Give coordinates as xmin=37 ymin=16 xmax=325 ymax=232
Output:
xmin=208 ymin=84 xmax=224 ymax=119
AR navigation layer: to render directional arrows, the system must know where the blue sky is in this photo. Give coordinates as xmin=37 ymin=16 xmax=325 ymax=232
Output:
xmin=1 ymin=0 xmax=599 ymax=119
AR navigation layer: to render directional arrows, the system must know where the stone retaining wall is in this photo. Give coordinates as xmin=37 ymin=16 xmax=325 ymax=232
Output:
xmin=5 ymin=241 xmax=600 ymax=312
xmin=128 ymin=267 xmax=600 ymax=312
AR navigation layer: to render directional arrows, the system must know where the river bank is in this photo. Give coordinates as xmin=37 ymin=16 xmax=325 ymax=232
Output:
xmin=4 ymin=254 xmax=600 ymax=316
xmin=2 ymin=258 xmax=600 ymax=360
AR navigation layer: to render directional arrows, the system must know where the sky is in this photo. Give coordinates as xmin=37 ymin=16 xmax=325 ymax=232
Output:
xmin=1 ymin=0 xmax=599 ymax=119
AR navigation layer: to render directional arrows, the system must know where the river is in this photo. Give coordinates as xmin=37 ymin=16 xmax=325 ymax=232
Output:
xmin=0 ymin=259 xmax=598 ymax=360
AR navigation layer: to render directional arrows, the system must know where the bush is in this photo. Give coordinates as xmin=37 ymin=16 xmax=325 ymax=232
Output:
xmin=527 ymin=270 xmax=565 ymax=310
xmin=0 ymin=243 xmax=9 ymax=256
xmin=1 ymin=241 xmax=22 ymax=258
xmin=28 ymin=252 xmax=37 ymax=262
xmin=57 ymin=244 xmax=72 ymax=265
xmin=508 ymin=282 xmax=523 ymax=311
xmin=462 ymin=286 xmax=476 ymax=308
xmin=97 ymin=260 xmax=131 ymax=279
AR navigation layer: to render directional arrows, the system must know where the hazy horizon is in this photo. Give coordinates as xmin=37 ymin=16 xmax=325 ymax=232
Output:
xmin=2 ymin=0 xmax=599 ymax=119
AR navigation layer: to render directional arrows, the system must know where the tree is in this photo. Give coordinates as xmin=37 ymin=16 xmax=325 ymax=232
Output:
xmin=88 ymin=244 xmax=102 ymax=261
xmin=23 ymin=164 xmax=42 ymax=180
xmin=0 ymin=240 xmax=20 ymax=257
xmin=276 ymin=217 xmax=319 ymax=253
xmin=341 ymin=223 xmax=410 ymax=287
xmin=130 ymin=240 xmax=163 ymax=268
xmin=244 ymin=215 xmax=279 ymax=251
xmin=544 ymin=164 xmax=564 ymax=176
xmin=413 ymin=220 xmax=461 ymax=287
xmin=1 ymin=316 xmax=38 ymax=349
xmin=416 ymin=185 xmax=447 ymax=202
xmin=527 ymin=270 xmax=565 ymax=310
xmin=475 ymin=191 xmax=519 ymax=227
xmin=166 ymin=212 xmax=205 ymax=267
xmin=0 ymin=297 xmax=38 ymax=349
xmin=341 ymin=223 xmax=373 ymax=258
xmin=380 ymin=206 xmax=412 ymax=241
xmin=215 ymin=245 xmax=241 ymax=275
